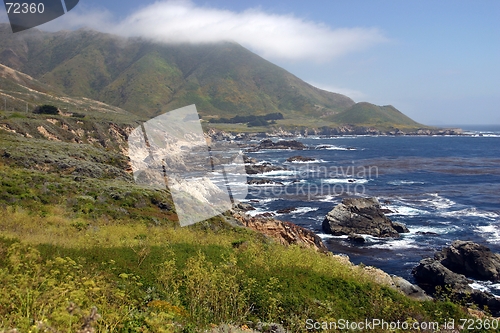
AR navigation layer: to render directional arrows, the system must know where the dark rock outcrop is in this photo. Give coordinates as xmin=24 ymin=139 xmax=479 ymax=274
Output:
xmin=392 ymin=222 xmax=410 ymax=234
xmin=245 ymin=162 xmax=287 ymax=175
xmin=276 ymin=207 xmax=296 ymax=214
xmin=245 ymin=163 xmax=286 ymax=175
xmin=243 ymin=155 xmax=258 ymax=164
xmin=258 ymin=139 xmax=306 ymax=150
xmin=413 ymin=258 xmax=471 ymax=290
xmin=347 ymin=234 xmax=366 ymax=243
xmin=435 ymin=240 xmax=500 ymax=281
xmin=412 ymin=241 xmax=500 ymax=315
xmin=322 ymin=197 xmax=409 ymax=237
xmin=247 ymin=178 xmax=284 ymax=186
xmin=286 ymin=155 xmax=315 ymax=162
xmin=234 ymin=202 xmax=256 ymax=212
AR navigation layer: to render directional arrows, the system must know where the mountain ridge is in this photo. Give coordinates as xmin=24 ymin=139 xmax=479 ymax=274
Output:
xmin=0 ymin=23 xmax=429 ymax=131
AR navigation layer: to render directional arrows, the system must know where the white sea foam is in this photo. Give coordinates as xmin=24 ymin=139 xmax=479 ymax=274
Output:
xmin=470 ymin=281 xmax=500 ymax=296
xmin=241 ymin=197 xmax=282 ymax=205
xmin=387 ymin=180 xmax=425 ymax=186
xmin=282 ymin=179 xmax=308 ymax=186
xmin=407 ymin=225 xmax=458 ymax=236
xmin=256 ymin=170 xmax=297 ymax=177
xmin=246 ymin=207 xmax=271 ymax=217
xmin=468 ymin=133 xmax=500 ymax=138
xmin=292 ymin=207 xmax=319 ymax=214
xmin=317 ymin=233 xmax=347 ymax=239
xmin=257 ymin=197 xmax=282 ymax=204
xmin=420 ymin=193 xmax=457 ymax=210
xmin=440 ymin=208 xmax=499 ymax=220
xmin=383 ymin=205 xmax=429 ymax=216
xmin=318 ymin=195 xmax=343 ymax=202
xmin=469 ymin=282 xmax=490 ymax=293
xmin=315 ymin=144 xmax=356 ymax=151
xmin=246 ymin=182 xmax=285 ymax=187
xmin=368 ymin=238 xmax=420 ymax=250
xmin=284 ymin=159 xmax=326 ymax=164
xmin=476 ymin=225 xmax=500 ymax=243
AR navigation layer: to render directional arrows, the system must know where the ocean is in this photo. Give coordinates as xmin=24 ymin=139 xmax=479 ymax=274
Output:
xmin=241 ymin=125 xmax=500 ymax=294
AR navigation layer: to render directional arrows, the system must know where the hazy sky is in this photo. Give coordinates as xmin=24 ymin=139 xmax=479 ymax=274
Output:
xmin=1 ymin=0 xmax=499 ymax=125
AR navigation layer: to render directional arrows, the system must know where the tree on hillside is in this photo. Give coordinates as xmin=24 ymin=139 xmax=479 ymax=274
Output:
xmin=33 ymin=104 xmax=59 ymax=115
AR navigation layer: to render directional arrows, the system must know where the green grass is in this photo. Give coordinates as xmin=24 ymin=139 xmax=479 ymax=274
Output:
xmin=0 ymin=217 xmax=474 ymax=332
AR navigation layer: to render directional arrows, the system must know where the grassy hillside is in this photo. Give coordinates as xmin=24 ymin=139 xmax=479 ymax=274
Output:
xmin=0 ymin=24 xmax=354 ymax=121
xmin=328 ymin=102 xmax=423 ymax=128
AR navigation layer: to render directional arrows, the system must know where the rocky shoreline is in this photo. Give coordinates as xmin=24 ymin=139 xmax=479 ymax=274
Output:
xmin=413 ymin=241 xmax=500 ymax=315
xmin=205 ymin=125 xmax=465 ymax=142
xmin=230 ymin=200 xmax=431 ymax=302
xmin=233 ymin=197 xmax=500 ymax=314
xmin=235 ymin=144 xmax=500 ymax=314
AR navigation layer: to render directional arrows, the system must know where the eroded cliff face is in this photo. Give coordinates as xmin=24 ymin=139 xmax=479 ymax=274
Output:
xmin=233 ymin=212 xmax=328 ymax=253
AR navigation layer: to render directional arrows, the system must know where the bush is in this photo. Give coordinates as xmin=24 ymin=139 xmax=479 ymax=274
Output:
xmin=33 ymin=104 xmax=59 ymax=115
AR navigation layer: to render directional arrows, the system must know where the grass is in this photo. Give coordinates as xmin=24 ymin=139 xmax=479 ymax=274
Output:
xmin=0 ymin=217 xmax=474 ymax=332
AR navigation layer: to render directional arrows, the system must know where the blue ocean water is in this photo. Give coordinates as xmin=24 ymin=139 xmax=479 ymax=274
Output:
xmin=242 ymin=128 xmax=500 ymax=292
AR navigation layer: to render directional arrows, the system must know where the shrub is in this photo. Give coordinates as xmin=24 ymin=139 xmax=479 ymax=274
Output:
xmin=33 ymin=104 xmax=59 ymax=115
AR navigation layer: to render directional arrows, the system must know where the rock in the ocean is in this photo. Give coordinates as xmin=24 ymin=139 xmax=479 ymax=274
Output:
xmin=286 ymin=155 xmax=315 ymax=162
xmin=435 ymin=240 xmax=500 ymax=281
xmin=347 ymin=234 xmax=366 ymax=243
xmin=412 ymin=258 xmax=471 ymax=290
xmin=392 ymin=222 xmax=410 ymax=233
xmin=247 ymin=178 xmax=284 ymax=186
xmin=258 ymin=139 xmax=306 ymax=150
xmin=276 ymin=207 xmax=297 ymax=214
xmin=245 ymin=162 xmax=287 ymax=175
xmin=322 ymin=197 xmax=409 ymax=237
xmin=243 ymin=155 xmax=258 ymax=164
xmin=412 ymin=241 xmax=500 ymax=315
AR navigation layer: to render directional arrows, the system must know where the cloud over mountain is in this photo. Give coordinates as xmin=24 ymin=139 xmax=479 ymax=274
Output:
xmin=38 ymin=0 xmax=388 ymax=62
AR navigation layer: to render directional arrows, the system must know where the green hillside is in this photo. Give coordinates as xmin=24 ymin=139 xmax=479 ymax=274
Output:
xmin=0 ymin=24 xmax=354 ymax=121
xmin=328 ymin=102 xmax=423 ymax=128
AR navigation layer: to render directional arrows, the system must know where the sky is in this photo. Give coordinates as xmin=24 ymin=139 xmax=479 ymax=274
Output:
xmin=1 ymin=0 xmax=499 ymax=125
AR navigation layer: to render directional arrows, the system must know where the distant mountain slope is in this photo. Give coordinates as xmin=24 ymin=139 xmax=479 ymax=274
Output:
xmin=0 ymin=24 xmax=354 ymax=120
xmin=0 ymin=63 xmax=139 ymax=120
xmin=328 ymin=102 xmax=422 ymax=127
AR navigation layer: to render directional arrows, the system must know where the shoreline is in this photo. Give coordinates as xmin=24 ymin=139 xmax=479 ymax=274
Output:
xmin=205 ymin=126 xmax=500 ymax=142
xmin=236 ymin=135 xmax=500 ymax=312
